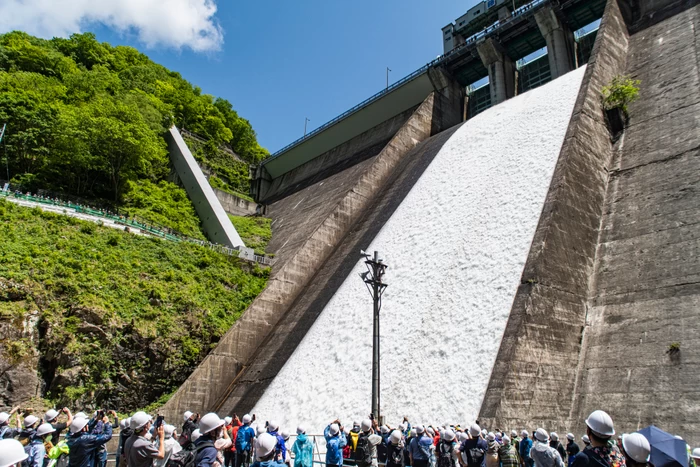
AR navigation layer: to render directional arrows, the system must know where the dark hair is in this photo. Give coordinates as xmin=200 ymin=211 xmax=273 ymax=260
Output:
xmin=587 ymin=427 xmax=611 ymax=445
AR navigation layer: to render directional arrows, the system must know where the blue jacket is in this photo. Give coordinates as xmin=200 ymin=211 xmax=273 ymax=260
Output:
xmin=409 ymin=435 xmax=433 ymax=461
xmin=268 ymin=431 xmax=286 ymax=462
xmin=1 ymin=425 xmax=20 ymax=439
xmin=324 ymin=426 xmax=347 ymax=466
xmin=194 ymin=438 xmax=218 ymax=467
xmin=292 ymin=434 xmax=314 ymax=467
xmin=67 ymin=423 xmax=113 ymax=467
xmin=460 ymin=437 xmax=488 ymax=467
xmin=236 ymin=425 xmax=256 ymax=452
xmin=519 ymin=438 xmax=533 ymax=461
xmin=24 ymin=438 xmax=46 ymax=467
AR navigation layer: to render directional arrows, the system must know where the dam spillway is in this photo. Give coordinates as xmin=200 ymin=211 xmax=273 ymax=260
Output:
xmin=250 ymin=66 xmax=587 ymax=432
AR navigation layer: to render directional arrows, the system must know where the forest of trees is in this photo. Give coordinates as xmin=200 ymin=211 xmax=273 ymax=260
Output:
xmin=0 ymin=31 xmax=268 ymax=206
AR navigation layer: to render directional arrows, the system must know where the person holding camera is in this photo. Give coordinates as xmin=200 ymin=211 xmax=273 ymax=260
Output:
xmin=43 ymin=408 xmax=73 ymax=446
xmin=123 ymin=412 xmax=165 ymax=467
xmin=324 ymin=420 xmax=347 ymax=467
xmin=67 ymin=413 xmax=115 ymax=467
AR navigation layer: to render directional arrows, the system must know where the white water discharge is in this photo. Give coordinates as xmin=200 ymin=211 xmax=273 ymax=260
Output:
xmin=252 ymin=66 xmax=586 ymax=433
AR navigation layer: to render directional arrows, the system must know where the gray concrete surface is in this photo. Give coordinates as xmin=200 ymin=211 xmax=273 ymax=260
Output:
xmin=160 ymin=87 xmax=463 ymax=421
xmin=535 ymin=7 xmax=576 ymax=79
xmin=478 ymin=0 xmax=629 ymax=433
xmin=166 ymin=126 xmax=244 ymax=248
xmin=477 ymin=38 xmax=516 ymax=105
xmin=571 ymin=1 xmax=700 ymax=444
xmin=213 ymin=188 xmax=258 ymax=217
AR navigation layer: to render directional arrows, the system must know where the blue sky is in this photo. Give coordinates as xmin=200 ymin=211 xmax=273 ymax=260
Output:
xmin=84 ymin=0 xmax=478 ymax=153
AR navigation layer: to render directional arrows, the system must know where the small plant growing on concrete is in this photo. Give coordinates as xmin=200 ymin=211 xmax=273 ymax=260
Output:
xmin=668 ymin=342 xmax=681 ymax=354
xmin=602 ymin=76 xmax=641 ymax=116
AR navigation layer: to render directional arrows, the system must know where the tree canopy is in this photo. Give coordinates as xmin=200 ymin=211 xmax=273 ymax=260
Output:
xmin=0 ymin=31 xmax=268 ymax=206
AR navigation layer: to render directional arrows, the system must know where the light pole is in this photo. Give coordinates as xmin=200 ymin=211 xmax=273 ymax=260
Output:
xmin=360 ymin=250 xmax=388 ymax=422
xmin=304 ymin=117 xmax=311 ymax=137
xmin=386 ymin=67 xmax=392 ymax=90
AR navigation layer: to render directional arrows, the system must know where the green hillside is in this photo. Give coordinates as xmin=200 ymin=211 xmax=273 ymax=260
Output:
xmin=0 ymin=30 xmax=268 ymax=233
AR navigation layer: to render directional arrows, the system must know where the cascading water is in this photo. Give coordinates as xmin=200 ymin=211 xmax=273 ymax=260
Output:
xmin=252 ymin=66 xmax=586 ymax=433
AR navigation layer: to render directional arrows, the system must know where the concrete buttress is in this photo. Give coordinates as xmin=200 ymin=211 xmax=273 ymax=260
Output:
xmin=535 ymin=7 xmax=576 ymax=79
xmin=477 ymin=38 xmax=516 ymax=105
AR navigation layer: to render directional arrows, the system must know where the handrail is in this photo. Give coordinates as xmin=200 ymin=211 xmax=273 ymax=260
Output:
xmin=264 ymin=0 xmax=553 ymax=164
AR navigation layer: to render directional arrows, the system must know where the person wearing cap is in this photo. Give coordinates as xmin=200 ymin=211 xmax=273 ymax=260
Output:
xmin=19 ymin=415 xmax=41 ymax=446
xmin=0 ymin=407 xmax=22 ymax=440
xmin=409 ymin=425 xmax=433 ymax=467
xmin=89 ymin=411 xmax=117 ymax=467
xmin=530 ymin=429 xmax=564 ymax=467
xmin=44 ymin=409 xmax=72 ymax=446
xmin=619 ymin=433 xmax=650 ymax=467
xmin=67 ymin=413 xmax=114 ymax=467
xmin=518 ymin=431 xmax=534 ymax=467
xmin=499 ymin=436 xmax=519 ymax=467
xmin=484 ymin=433 xmax=500 ymax=467
xmin=549 ymin=433 xmax=567 ymax=463
xmin=1 ymin=438 xmax=29 ymax=467
xmin=225 ymin=416 xmax=241 ymax=467
xmin=377 ymin=426 xmax=391 ymax=465
xmin=581 ymin=436 xmax=590 ymax=448
xmin=690 ymin=448 xmax=700 ymax=467
xmin=154 ymin=424 xmax=182 ymax=467
xmin=116 ymin=418 xmax=133 ymax=467
xmin=266 ymin=422 xmax=286 ymax=464
xmin=458 ymin=424 xmax=487 ymax=467
xmin=251 ymin=433 xmax=278 ymax=467
xmin=572 ymin=411 xmax=625 ymax=467
xmin=292 ymin=426 xmax=313 ymax=467
xmin=386 ymin=430 xmax=405 ymax=467
xmin=235 ymin=415 xmax=256 ymax=467
xmin=565 ymin=434 xmax=580 ymax=467
xmin=195 ymin=413 xmax=230 ymax=467
xmin=436 ymin=429 xmax=457 ymax=467
xmin=324 ymin=421 xmax=347 ymax=467
xmin=124 ymin=412 xmax=165 ymax=467
xmin=24 ymin=423 xmax=55 ymax=467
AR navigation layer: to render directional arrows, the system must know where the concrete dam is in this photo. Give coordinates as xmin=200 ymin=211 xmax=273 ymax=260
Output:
xmin=163 ymin=0 xmax=700 ymax=444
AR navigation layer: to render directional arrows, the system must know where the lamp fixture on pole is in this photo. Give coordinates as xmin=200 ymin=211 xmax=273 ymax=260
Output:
xmin=359 ymin=249 xmax=388 ymax=423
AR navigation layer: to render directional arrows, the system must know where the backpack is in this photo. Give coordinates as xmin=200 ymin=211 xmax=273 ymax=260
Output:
xmin=167 ymin=441 xmax=214 ymax=467
xmin=388 ymin=444 xmax=403 ymax=467
xmin=377 ymin=441 xmax=388 ymax=463
xmin=437 ymin=442 xmax=454 ymax=467
xmin=466 ymin=444 xmax=485 ymax=467
xmin=354 ymin=433 xmax=373 ymax=466
xmin=18 ymin=429 xmax=33 ymax=446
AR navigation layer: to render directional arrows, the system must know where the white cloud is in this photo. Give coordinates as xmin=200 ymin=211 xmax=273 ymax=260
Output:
xmin=0 ymin=0 xmax=224 ymax=52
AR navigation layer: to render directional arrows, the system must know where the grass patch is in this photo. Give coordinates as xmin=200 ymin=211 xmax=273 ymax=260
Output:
xmin=229 ymin=215 xmax=272 ymax=256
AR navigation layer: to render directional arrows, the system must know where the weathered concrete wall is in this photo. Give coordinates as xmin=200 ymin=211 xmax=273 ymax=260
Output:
xmin=161 ymin=87 xmax=463 ymax=421
xmin=571 ymin=2 xmax=700 ymax=444
xmin=257 ymin=107 xmax=417 ymax=204
xmin=212 ymin=188 xmax=257 ymax=217
xmin=478 ymin=0 xmax=629 ymax=432
xmin=166 ymin=127 xmax=244 ymax=248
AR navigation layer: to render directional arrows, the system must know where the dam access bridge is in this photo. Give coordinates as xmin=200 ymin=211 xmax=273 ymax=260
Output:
xmin=251 ymin=0 xmax=605 ymax=205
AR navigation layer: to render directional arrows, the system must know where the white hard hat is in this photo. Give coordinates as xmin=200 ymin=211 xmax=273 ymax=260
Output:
xmin=45 ymin=409 xmax=60 ymax=422
xmin=36 ymin=423 xmax=56 ymax=437
xmin=191 ymin=429 xmax=201 ymax=442
xmin=458 ymin=432 xmax=469 ymax=442
xmin=120 ymin=418 xmax=131 ymax=430
xmin=256 ymin=425 xmax=265 ymax=435
xmin=297 ymin=425 xmax=306 ymax=435
xmin=361 ymin=419 xmax=372 ymax=432
xmin=503 ymin=435 xmax=511 ymax=445
xmin=380 ymin=425 xmax=389 ymax=434
xmin=585 ymin=410 xmax=615 ymax=437
xmin=131 ymin=411 xmax=152 ymax=431
xmin=70 ymin=417 xmax=89 ymax=434
xmin=567 ymin=433 xmax=575 ymax=441
xmin=0 ymin=413 xmax=9 ymax=424
xmin=622 ymin=433 xmax=651 ymax=463
xmin=535 ymin=428 xmax=549 ymax=442
xmin=443 ymin=429 xmax=456 ymax=442
xmin=329 ymin=423 xmax=340 ymax=436
xmin=427 ymin=427 xmax=435 ymax=437
xmin=183 ymin=411 xmax=193 ymax=422
xmin=481 ymin=429 xmax=488 ymax=437
xmin=390 ymin=430 xmax=402 ymax=445
xmin=74 ymin=412 xmax=87 ymax=419
xmin=691 ymin=448 xmax=700 ymax=460
xmin=199 ymin=413 xmax=225 ymax=434
xmin=415 ymin=424 xmax=425 ymax=434
xmin=522 ymin=430 xmax=529 ymax=438
xmin=242 ymin=414 xmax=252 ymax=425
xmin=0 ymin=439 xmax=29 ymax=467
xmin=511 ymin=430 xmax=518 ymax=437
xmin=551 ymin=432 xmax=559 ymax=441
xmin=582 ymin=435 xmax=590 ymax=444
xmin=164 ymin=425 xmax=176 ymax=438
xmin=24 ymin=415 xmax=39 ymax=428
xmin=469 ymin=424 xmax=481 ymax=437
xmin=281 ymin=431 xmax=290 ymax=441
xmin=224 ymin=417 xmax=233 ymax=425
xmin=267 ymin=421 xmax=279 ymax=432
xmin=256 ymin=433 xmax=278 ymax=458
